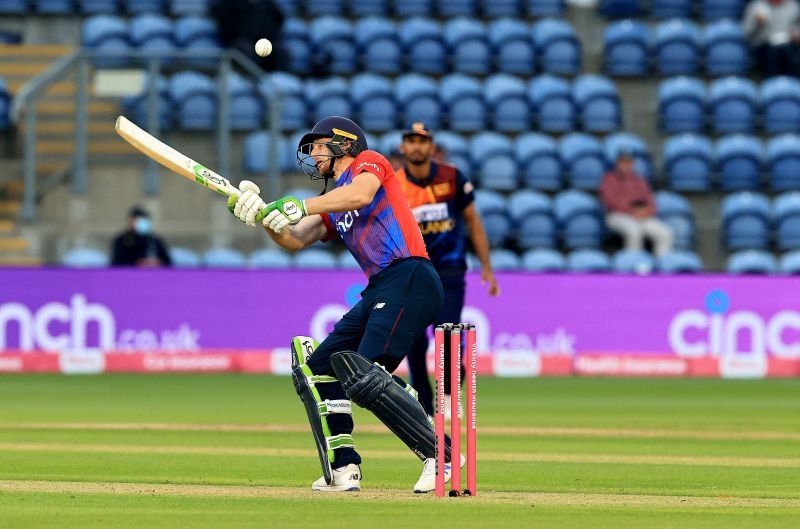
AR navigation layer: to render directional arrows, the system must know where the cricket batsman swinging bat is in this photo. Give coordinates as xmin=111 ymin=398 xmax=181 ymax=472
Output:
xmin=114 ymin=115 xmax=240 ymax=198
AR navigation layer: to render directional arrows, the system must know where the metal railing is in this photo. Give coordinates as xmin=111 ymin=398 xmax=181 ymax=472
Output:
xmin=11 ymin=48 xmax=282 ymax=221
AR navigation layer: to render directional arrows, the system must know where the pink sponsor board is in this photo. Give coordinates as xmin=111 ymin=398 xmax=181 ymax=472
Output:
xmin=1 ymin=269 xmax=799 ymax=377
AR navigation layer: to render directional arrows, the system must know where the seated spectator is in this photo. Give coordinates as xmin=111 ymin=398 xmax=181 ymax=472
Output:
xmin=111 ymin=205 xmax=172 ymax=267
xmin=599 ymin=149 xmax=674 ymax=257
xmin=743 ymin=0 xmax=800 ymax=77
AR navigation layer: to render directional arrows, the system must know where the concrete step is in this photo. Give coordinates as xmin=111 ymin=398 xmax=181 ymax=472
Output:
xmin=38 ymin=100 xmax=119 ymax=116
xmin=0 ymin=220 xmax=15 ymax=234
xmin=0 ymin=62 xmax=51 ymax=78
xmin=0 ymin=180 xmax=23 ymax=198
xmin=36 ymin=139 xmax=132 ymax=156
xmin=26 ymin=120 xmax=111 ymax=135
xmin=0 ymin=44 xmax=73 ymax=58
xmin=0 ymin=237 xmax=28 ymax=252
xmin=8 ymin=80 xmax=75 ymax=97
xmin=0 ymin=200 xmax=21 ymax=216
xmin=0 ymin=254 xmax=42 ymax=267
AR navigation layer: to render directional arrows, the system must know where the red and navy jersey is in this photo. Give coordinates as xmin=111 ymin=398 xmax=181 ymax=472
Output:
xmin=320 ymin=150 xmax=429 ymax=278
xmin=396 ymin=161 xmax=475 ymax=271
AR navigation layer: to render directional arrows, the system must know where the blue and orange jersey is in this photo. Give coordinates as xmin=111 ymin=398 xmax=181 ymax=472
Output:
xmin=396 ymin=161 xmax=475 ymax=271
xmin=320 ymin=150 xmax=429 ymax=278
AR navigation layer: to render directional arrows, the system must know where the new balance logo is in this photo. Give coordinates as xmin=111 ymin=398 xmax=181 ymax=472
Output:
xmin=374 ymin=302 xmax=385 ymax=309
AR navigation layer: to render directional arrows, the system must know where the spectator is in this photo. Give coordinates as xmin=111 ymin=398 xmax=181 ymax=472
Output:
xmin=743 ymin=0 xmax=800 ymax=77
xmin=599 ymin=150 xmax=674 ymax=257
xmin=111 ymin=206 xmax=172 ymax=267
xmin=210 ymin=0 xmax=286 ymax=72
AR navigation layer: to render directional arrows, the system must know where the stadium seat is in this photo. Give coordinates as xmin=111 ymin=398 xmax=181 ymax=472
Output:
xmin=169 ymin=247 xmax=201 ymax=267
xmin=572 ymin=74 xmax=621 ymax=133
xmin=702 ymin=0 xmax=745 ymax=21
xmin=709 ymin=77 xmax=757 ymax=134
xmin=761 ymin=77 xmax=800 ymax=134
xmin=169 ymin=71 xmax=216 ymax=130
xmin=489 ymin=249 xmax=522 ymax=270
xmin=474 ymin=190 xmax=512 ymax=247
xmin=82 ymin=15 xmax=131 ymax=67
xmin=0 ymin=0 xmax=28 ymax=14
xmin=532 ymin=19 xmax=582 ymax=75
xmin=203 ymin=247 xmax=246 ymax=268
xmin=444 ymin=18 xmax=491 ymax=76
xmin=488 ymin=18 xmax=535 ymax=75
xmin=174 ymin=15 xmax=219 ymax=48
xmin=603 ymin=20 xmax=650 ymax=77
xmin=350 ymin=0 xmax=389 ymax=16
xmin=655 ymin=191 xmax=695 ymax=249
xmin=120 ymin=74 xmax=173 ymax=129
xmin=726 ymin=250 xmax=777 ymax=274
xmin=395 ymin=0 xmax=431 ymax=16
xmin=248 ymin=248 xmax=292 ymax=268
xmin=36 ymin=0 xmax=77 ymax=13
xmin=514 ymin=132 xmax=562 ymax=191
xmin=652 ymin=0 xmax=692 ymax=19
xmin=129 ymin=14 xmax=176 ymax=64
xmin=721 ymin=191 xmax=771 ymax=250
xmin=779 ymin=250 xmax=800 ymax=274
xmin=508 ymin=190 xmax=556 ymax=249
xmin=284 ymin=187 xmax=318 ymax=202
xmin=243 ymin=131 xmax=290 ymax=174
xmin=553 ymin=189 xmax=604 ymax=250
xmin=282 ymin=18 xmax=311 ymax=75
xmin=470 ymin=132 xmax=517 ymax=191
xmin=80 ymin=0 xmax=119 ymax=14
xmin=439 ymin=0 xmax=476 ymax=16
xmin=522 ymin=249 xmax=566 ymax=272
xmin=604 ymin=132 xmax=653 ymax=181
xmin=526 ymin=0 xmax=565 ymax=17
xmin=774 ymin=192 xmax=800 ymax=251
xmin=612 ymin=249 xmax=656 ymax=274
xmin=599 ymin=0 xmax=641 ymax=18
xmin=170 ymin=0 xmax=208 ymax=15
xmin=484 ymin=74 xmax=531 ymax=133
xmin=560 ymin=133 xmax=607 ymax=191
xmin=62 ymin=248 xmax=109 ymax=267
xmin=663 ymin=133 xmax=714 ymax=191
xmin=354 ymin=18 xmax=402 ymax=75
xmin=481 ymin=0 xmax=520 ymax=17
xmin=658 ymin=77 xmax=707 ymax=133
xmin=767 ymin=134 xmax=800 ymax=192
xmin=294 ymin=249 xmax=338 ymax=269
xmin=657 ymin=250 xmax=703 ymax=273
xmin=351 ymin=73 xmax=395 ymax=132
xmin=394 ymin=74 xmax=442 ymax=129
xmin=432 ymin=131 xmax=470 ymax=173
xmin=227 ymin=73 xmax=262 ymax=130
xmin=337 ymin=251 xmax=361 ymax=270
xmin=0 ymin=81 xmax=10 ymax=130
xmin=528 ymin=74 xmax=575 ymax=133
xmin=309 ymin=17 xmax=356 ymax=75
xmin=305 ymin=77 xmax=352 ymax=124
xmin=441 ymin=74 xmax=486 ymax=132
xmin=399 ymin=18 xmax=446 ymax=75
xmin=567 ymin=248 xmax=611 ymax=272
xmin=125 ymin=0 xmax=165 ymax=13
xmin=654 ymin=19 xmax=702 ymax=75
xmin=704 ymin=19 xmax=749 ymax=76
xmin=261 ymin=73 xmax=307 ymax=131
xmin=303 ymin=0 xmax=343 ymax=16
xmin=717 ymin=135 xmax=764 ymax=191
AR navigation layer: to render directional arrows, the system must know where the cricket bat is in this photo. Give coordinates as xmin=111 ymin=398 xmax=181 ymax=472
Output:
xmin=114 ymin=115 xmax=240 ymax=198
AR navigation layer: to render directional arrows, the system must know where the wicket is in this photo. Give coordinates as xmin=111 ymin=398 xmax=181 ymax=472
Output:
xmin=434 ymin=323 xmax=477 ymax=497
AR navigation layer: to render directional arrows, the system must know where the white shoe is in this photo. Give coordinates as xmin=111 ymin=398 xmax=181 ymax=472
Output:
xmin=311 ymin=464 xmax=362 ymax=492
xmin=413 ymin=455 xmax=466 ymax=493
xmin=443 ymin=394 xmax=463 ymax=421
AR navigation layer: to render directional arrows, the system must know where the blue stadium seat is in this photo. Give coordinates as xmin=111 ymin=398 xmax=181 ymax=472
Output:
xmin=432 ymin=131 xmax=469 ymax=173
xmin=441 ymin=74 xmax=486 ymax=132
xmin=717 ymin=135 xmax=764 ymax=191
xmin=294 ymin=249 xmax=338 ymax=269
xmin=227 ymin=73 xmax=262 ymax=131
xmin=306 ymin=77 xmax=352 ymax=124
xmin=603 ymin=20 xmax=650 ymax=77
xmin=470 ymin=132 xmax=517 ymax=191
xmin=768 ymin=134 xmax=800 ymax=192
xmin=350 ymin=0 xmax=389 ymax=16
xmin=80 ymin=0 xmax=119 ymax=14
xmin=351 ymin=73 xmax=395 ymax=132
xmin=532 ymin=19 xmax=582 ymax=75
xmin=203 ymin=247 xmax=246 ymax=268
xmin=174 ymin=15 xmax=219 ymax=49
xmin=658 ymin=77 xmax=707 ymax=133
xmin=560 ymin=133 xmax=607 ymax=191
xmin=488 ymin=19 xmax=535 ymax=75
xmin=399 ymin=18 xmax=446 ymax=75
xmin=474 ymin=190 xmax=512 ymax=247
xmin=514 ymin=132 xmax=562 ymax=191
xmin=125 ymin=0 xmax=164 ymax=13
xmin=567 ymin=248 xmax=611 ymax=272
xmin=481 ymin=0 xmax=520 ymax=17
xmin=709 ymin=76 xmax=757 ymax=134
xmin=445 ymin=18 xmax=490 ymax=76
xmin=654 ymin=19 xmax=702 ymax=75
xmin=612 ymin=249 xmax=656 ymax=274
xmin=378 ymin=130 xmax=402 ymax=159
xmin=554 ymin=189 xmax=604 ymax=249
xmin=0 ymin=1 xmax=29 ymax=14
xmin=489 ymin=249 xmax=522 ymax=271
xmin=129 ymin=14 xmax=176 ymax=63
xmin=120 ymin=74 xmax=173 ymax=129
xmin=779 ymin=250 xmax=800 ymax=274
xmin=169 ymin=247 xmax=202 ymax=267
xmin=484 ymin=74 xmax=530 ymax=132
xmin=528 ymin=74 xmax=575 ymax=133
xmin=244 ymin=131 xmax=290 ymax=174
xmin=310 ymin=17 xmax=356 ymax=75
xmin=285 ymin=187 xmax=318 ymax=202
xmin=338 ymin=251 xmax=361 ymax=270
xmin=655 ymin=191 xmax=696 ymax=249
xmin=282 ymin=18 xmax=310 ymax=75
xmin=761 ymin=77 xmax=800 ymax=134
xmin=599 ymin=0 xmax=641 ymax=19
xmin=354 ymin=18 xmax=401 ymax=75
xmin=260 ymin=73 xmax=307 ymax=131
xmin=170 ymin=0 xmax=208 ymax=15
xmin=702 ymin=0 xmax=744 ymax=21
xmin=35 ymin=0 xmax=76 ymax=13
xmin=774 ymin=192 xmax=800 ymax=251
xmin=395 ymin=74 xmax=442 ymax=130
xmin=249 ymin=248 xmax=292 ymax=268
xmin=526 ymin=0 xmax=565 ymax=17
xmin=572 ymin=74 xmax=621 ymax=133
xmin=657 ymin=250 xmax=703 ymax=273
xmin=726 ymin=250 xmax=776 ymax=274
xmin=62 ymin=248 xmax=109 ymax=267
xmin=652 ymin=0 xmax=691 ymax=19
xmin=169 ymin=71 xmax=216 ymax=129
xmin=663 ymin=133 xmax=714 ymax=191
xmin=395 ymin=0 xmax=432 ymax=17
xmin=508 ymin=190 xmax=556 ymax=249
xmin=439 ymin=0 xmax=477 ymax=16
xmin=722 ymin=191 xmax=771 ymax=250
xmin=82 ymin=15 xmax=131 ymax=67
xmin=0 ymin=81 xmax=10 ymax=130
xmin=303 ymin=0 xmax=343 ymax=16
xmin=604 ymin=132 xmax=653 ymax=181
xmin=522 ymin=249 xmax=565 ymax=271
xmin=704 ymin=19 xmax=749 ymax=76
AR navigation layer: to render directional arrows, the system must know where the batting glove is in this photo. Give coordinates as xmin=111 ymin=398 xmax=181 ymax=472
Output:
xmin=227 ymin=180 xmax=269 ymax=227
xmin=258 ymin=195 xmax=307 ymax=234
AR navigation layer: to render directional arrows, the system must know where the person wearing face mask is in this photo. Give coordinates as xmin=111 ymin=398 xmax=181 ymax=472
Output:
xmin=110 ymin=206 xmax=172 ymax=267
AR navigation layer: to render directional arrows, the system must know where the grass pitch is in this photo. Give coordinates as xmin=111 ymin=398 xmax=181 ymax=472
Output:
xmin=0 ymin=374 xmax=798 ymax=528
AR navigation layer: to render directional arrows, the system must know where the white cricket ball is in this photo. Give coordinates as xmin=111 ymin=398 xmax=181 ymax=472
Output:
xmin=255 ymin=38 xmax=273 ymax=57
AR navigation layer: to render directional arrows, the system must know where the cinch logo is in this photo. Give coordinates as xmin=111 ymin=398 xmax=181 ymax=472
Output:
xmin=668 ymin=289 xmax=800 ymax=359
xmin=356 ymin=162 xmax=380 ymax=174
xmin=336 ymin=210 xmax=360 ymax=234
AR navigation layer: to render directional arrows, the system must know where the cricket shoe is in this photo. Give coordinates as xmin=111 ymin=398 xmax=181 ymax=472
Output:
xmin=311 ymin=464 xmax=362 ymax=492
xmin=413 ymin=455 xmax=466 ymax=493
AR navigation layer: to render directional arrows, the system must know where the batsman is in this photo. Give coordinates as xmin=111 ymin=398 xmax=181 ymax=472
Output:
xmin=227 ymin=116 xmax=458 ymax=493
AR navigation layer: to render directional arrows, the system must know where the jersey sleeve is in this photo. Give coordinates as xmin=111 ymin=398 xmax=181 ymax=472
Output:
xmin=352 ymin=151 xmax=393 ymax=184
xmin=455 ymin=169 xmax=476 ymax=212
xmin=319 ymin=213 xmax=339 ymax=242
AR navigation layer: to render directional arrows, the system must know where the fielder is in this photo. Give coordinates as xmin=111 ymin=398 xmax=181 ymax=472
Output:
xmin=226 ymin=116 xmax=457 ymax=493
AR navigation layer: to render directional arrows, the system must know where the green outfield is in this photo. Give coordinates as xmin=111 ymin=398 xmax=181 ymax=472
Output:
xmin=0 ymin=374 xmax=798 ymax=528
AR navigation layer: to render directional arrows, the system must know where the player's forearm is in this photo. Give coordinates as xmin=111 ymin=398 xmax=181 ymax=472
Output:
xmin=304 ymin=185 xmax=372 ymax=215
xmin=263 ymin=224 xmax=305 ymax=252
